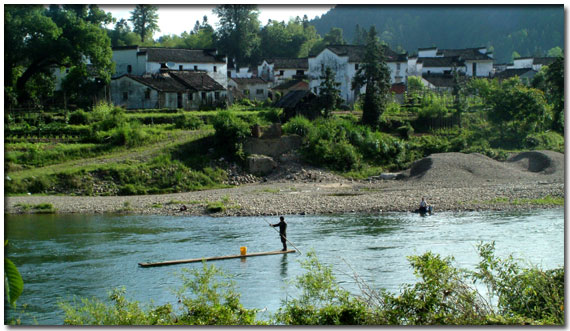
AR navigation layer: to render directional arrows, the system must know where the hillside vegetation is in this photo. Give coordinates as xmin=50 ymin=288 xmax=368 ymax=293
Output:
xmin=310 ymin=5 xmax=564 ymax=62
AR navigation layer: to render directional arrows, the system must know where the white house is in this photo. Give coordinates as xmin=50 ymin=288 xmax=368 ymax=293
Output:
xmin=257 ymin=58 xmax=308 ymax=85
xmin=509 ymin=57 xmax=558 ymax=71
xmin=112 ymin=46 xmax=228 ymax=89
xmin=228 ymin=77 xmax=270 ymax=102
xmin=110 ymin=70 xmax=226 ymax=110
xmin=308 ymin=44 xmax=408 ymax=105
xmin=409 ymin=46 xmax=494 ymax=78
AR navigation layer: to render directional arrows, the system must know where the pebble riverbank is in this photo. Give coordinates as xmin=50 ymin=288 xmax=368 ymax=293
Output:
xmin=5 ymin=151 xmax=564 ymax=217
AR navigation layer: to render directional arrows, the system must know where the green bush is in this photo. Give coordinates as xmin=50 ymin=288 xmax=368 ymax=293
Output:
xmin=174 ymin=114 xmax=204 ymax=130
xmin=282 ymin=115 xmax=312 ymax=137
xmin=60 ymin=264 xmax=262 ymax=325
xmin=69 ymin=110 xmax=91 ymax=125
xmin=212 ymin=111 xmax=251 ymax=160
xmin=523 ymin=131 xmax=564 ymax=152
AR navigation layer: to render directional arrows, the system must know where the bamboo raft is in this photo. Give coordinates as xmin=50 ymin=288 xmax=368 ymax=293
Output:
xmin=138 ymin=249 xmax=296 ymax=267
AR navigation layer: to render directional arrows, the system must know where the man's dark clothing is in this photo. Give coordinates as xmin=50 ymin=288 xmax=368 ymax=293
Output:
xmin=271 ymin=219 xmax=287 ymax=251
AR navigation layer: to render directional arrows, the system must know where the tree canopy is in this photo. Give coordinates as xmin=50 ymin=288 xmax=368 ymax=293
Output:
xmin=213 ymin=5 xmax=261 ymax=67
xmin=4 ymin=5 xmax=114 ymax=107
xmin=129 ymin=5 xmax=160 ymax=43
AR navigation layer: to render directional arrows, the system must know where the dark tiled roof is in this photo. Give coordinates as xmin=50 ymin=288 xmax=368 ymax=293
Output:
xmin=140 ymin=47 xmax=225 ymax=63
xmin=436 ymin=48 xmax=493 ymax=61
xmin=272 ymin=80 xmax=308 ymax=90
xmin=419 ymin=56 xmax=463 ymax=67
xmin=418 ymin=46 xmax=437 ymax=50
xmin=231 ymin=77 xmax=268 ymax=85
xmin=115 ymin=71 xmax=225 ymax=92
xmin=533 ymin=57 xmax=558 ymax=65
xmin=321 ymin=44 xmax=407 ymax=62
xmin=169 ymin=71 xmax=226 ymax=91
xmin=274 ymin=90 xmax=315 ymax=109
xmin=421 ymin=75 xmax=456 ymax=88
xmin=421 ymin=73 xmax=469 ymax=88
xmin=494 ymin=68 xmax=537 ymax=79
xmin=267 ymin=58 xmax=309 ymax=70
xmin=126 ymin=74 xmax=189 ymax=93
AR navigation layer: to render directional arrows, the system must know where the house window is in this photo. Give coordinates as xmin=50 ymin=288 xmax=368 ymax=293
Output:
xmin=355 ymin=63 xmax=359 ymax=70
xmin=296 ymin=70 xmax=304 ymax=76
xmin=214 ymin=66 xmax=217 ymax=72
xmin=215 ymin=92 xmax=220 ymax=100
xmin=396 ymin=63 xmax=401 ymax=70
xmin=256 ymin=89 xmax=264 ymax=95
xmin=279 ymin=70 xmax=284 ymax=76
xmin=122 ymin=92 xmax=128 ymax=101
xmin=179 ymin=65 xmax=183 ymax=71
xmin=177 ymin=93 xmax=183 ymax=108
xmin=144 ymin=88 xmax=151 ymax=100
xmin=201 ymin=92 xmax=207 ymax=100
xmin=194 ymin=65 xmax=198 ymax=71
xmin=472 ymin=62 xmax=477 ymax=76
xmin=188 ymin=92 xmax=193 ymax=101
xmin=127 ymin=65 xmax=132 ymax=74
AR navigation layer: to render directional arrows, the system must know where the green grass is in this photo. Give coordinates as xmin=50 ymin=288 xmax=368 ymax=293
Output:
xmin=479 ymin=195 xmax=564 ymax=206
xmin=14 ymin=203 xmax=56 ymax=213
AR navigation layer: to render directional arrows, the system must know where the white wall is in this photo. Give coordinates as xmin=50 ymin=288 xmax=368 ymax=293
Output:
xmin=309 ymin=48 xmax=354 ymax=104
xmin=112 ymin=49 xmax=143 ymax=76
xmin=418 ymin=48 xmax=438 ymax=57
xmin=110 ymin=76 xmax=160 ymax=109
xmin=465 ymin=60 xmax=493 ymax=77
xmin=257 ymin=61 xmax=274 ymax=81
xmin=512 ymin=58 xmax=533 ymax=69
xmin=309 ymin=48 xmax=406 ymax=105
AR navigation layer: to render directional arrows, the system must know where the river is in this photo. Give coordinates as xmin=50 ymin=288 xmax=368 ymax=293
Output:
xmin=4 ymin=208 xmax=564 ymax=325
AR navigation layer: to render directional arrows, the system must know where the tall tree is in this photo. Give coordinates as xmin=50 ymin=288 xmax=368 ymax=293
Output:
xmin=318 ymin=67 xmax=343 ymax=118
xmin=129 ymin=5 xmax=160 ymax=42
xmin=352 ymin=26 xmax=391 ymax=127
xmin=214 ymin=5 xmax=261 ymax=66
xmin=544 ymin=56 xmax=564 ymax=133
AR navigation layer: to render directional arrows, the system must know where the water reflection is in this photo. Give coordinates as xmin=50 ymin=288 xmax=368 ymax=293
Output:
xmin=280 ymin=254 xmax=288 ymax=278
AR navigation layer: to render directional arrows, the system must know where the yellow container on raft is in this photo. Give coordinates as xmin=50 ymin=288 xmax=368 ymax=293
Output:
xmin=240 ymin=246 xmax=247 ymax=255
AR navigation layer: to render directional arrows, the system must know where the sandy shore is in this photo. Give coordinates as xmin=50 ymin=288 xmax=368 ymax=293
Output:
xmin=5 ymin=151 xmax=564 ymax=216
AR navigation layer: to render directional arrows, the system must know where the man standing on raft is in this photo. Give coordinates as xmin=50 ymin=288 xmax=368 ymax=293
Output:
xmin=270 ymin=216 xmax=288 ymax=251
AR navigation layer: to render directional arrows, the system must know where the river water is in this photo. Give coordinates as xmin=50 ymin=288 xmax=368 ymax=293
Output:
xmin=4 ymin=208 xmax=564 ymax=325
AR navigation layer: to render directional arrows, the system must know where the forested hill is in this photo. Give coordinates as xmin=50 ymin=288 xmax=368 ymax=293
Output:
xmin=309 ymin=5 xmax=563 ymax=63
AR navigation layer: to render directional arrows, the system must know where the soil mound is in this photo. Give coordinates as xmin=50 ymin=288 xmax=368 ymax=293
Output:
xmin=403 ymin=151 xmax=564 ymax=186
xmin=506 ymin=150 xmax=563 ymax=175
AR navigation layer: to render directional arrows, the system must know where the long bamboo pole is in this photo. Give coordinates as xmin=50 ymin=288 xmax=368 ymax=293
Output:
xmin=263 ymin=218 xmax=302 ymax=255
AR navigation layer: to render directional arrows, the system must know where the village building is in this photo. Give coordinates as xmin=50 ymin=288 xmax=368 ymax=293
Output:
xmin=110 ymin=70 xmax=226 ymax=110
xmin=257 ymin=58 xmax=309 ymax=85
xmin=111 ymin=46 xmax=228 ymax=89
xmin=271 ymin=80 xmax=309 ymax=100
xmin=308 ymin=44 xmax=408 ymax=105
xmin=274 ymin=90 xmax=319 ymax=120
xmin=493 ymin=68 xmax=538 ymax=84
xmin=227 ymin=60 xmax=255 ymax=79
xmin=508 ymin=56 xmax=558 ymax=71
xmin=409 ymin=46 xmax=494 ymax=78
xmin=228 ymin=77 xmax=271 ymax=102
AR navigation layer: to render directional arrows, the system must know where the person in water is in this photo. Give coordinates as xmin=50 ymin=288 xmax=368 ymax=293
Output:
xmin=271 ymin=216 xmax=288 ymax=251
xmin=419 ymin=197 xmax=428 ymax=213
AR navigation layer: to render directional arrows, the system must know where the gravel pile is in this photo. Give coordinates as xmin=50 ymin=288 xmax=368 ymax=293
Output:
xmin=6 ymin=151 xmax=564 ymax=217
